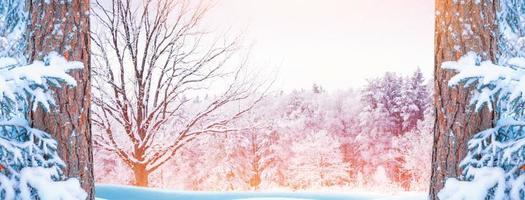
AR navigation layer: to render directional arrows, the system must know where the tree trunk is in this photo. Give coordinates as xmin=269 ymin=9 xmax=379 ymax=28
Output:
xmin=430 ymin=0 xmax=499 ymax=199
xmin=133 ymin=165 xmax=150 ymax=187
xmin=27 ymin=0 xmax=93 ymax=199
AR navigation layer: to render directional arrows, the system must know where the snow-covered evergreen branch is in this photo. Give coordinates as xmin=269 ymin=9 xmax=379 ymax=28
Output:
xmin=439 ymin=52 xmax=525 ymax=200
xmin=0 ymin=1 xmax=86 ymax=199
xmin=0 ymin=53 xmax=87 ymax=200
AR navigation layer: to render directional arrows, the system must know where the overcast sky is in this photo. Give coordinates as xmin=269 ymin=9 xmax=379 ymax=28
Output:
xmin=204 ymin=0 xmax=435 ymax=91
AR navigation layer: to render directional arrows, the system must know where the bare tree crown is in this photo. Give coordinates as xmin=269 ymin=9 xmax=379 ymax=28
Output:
xmin=91 ymin=0 xmax=266 ymax=185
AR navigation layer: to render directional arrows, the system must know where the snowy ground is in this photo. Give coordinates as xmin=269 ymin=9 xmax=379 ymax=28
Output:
xmin=95 ymin=185 xmax=427 ymax=200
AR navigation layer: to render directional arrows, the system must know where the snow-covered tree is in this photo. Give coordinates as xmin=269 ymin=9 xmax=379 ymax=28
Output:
xmin=325 ymin=89 xmax=362 ymax=182
xmin=394 ymin=105 xmax=433 ymax=191
xmin=0 ymin=54 xmax=87 ymax=200
xmin=92 ymin=71 xmax=432 ymax=191
xmin=357 ymin=71 xmax=431 ymax=188
xmin=356 ymin=103 xmax=392 ymax=180
xmin=177 ymin=134 xmax=240 ymax=191
xmin=400 ymin=68 xmax=428 ymax=132
xmin=357 ymin=73 xmax=402 ymax=182
xmin=182 ymin=96 xmax=287 ymax=191
xmin=434 ymin=0 xmax=525 ymax=199
xmin=0 ymin=1 xmax=25 ymax=61
xmin=0 ymin=1 xmax=86 ymax=198
xmin=94 ymin=147 xmax=132 ymax=185
xmin=27 ymin=0 xmax=94 ymax=194
xmin=437 ymin=52 xmax=525 ymax=199
xmin=430 ymin=0 xmax=500 ymax=197
xmin=91 ymin=0 xmax=265 ymax=186
xmin=231 ymin=117 xmax=281 ymax=190
xmin=360 ymin=73 xmax=404 ymax=136
xmin=287 ymin=131 xmax=349 ymax=189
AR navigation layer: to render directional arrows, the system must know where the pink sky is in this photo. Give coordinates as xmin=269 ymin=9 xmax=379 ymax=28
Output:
xmin=204 ymin=0 xmax=435 ymax=91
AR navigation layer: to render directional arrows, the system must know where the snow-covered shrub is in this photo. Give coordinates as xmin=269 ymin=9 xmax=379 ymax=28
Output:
xmin=0 ymin=1 xmax=86 ymax=199
xmin=438 ymin=52 xmax=525 ymax=200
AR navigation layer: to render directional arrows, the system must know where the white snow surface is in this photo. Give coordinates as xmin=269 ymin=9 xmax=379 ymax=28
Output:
xmin=95 ymin=184 xmax=427 ymax=200
xmin=234 ymin=198 xmax=313 ymax=200
xmin=438 ymin=167 xmax=506 ymax=200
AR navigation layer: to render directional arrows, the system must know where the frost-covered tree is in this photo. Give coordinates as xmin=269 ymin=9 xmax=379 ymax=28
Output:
xmin=286 ymin=131 xmax=349 ymax=189
xmin=357 ymin=73 xmax=403 ymax=182
xmin=360 ymin=73 xmax=404 ymax=136
xmin=92 ymin=73 xmax=432 ymax=191
xmin=175 ymin=134 xmax=240 ymax=191
xmin=168 ymin=115 xmax=281 ymax=191
xmin=179 ymin=96 xmax=287 ymax=191
xmin=356 ymin=101 xmax=392 ymax=180
xmin=400 ymin=68 xmax=428 ymax=132
xmin=231 ymin=121 xmax=281 ymax=190
xmin=395 ymin=104 xmax=433 ymax=191
xmin=91 ymin=0 xmax=265 ymax=186
xmin=282 ymin=88 xmax=327 ymax=131
xmin=326 ymin=89 xmax=362 ymax=182
xmin=357 ymin=71 xmax=430 ymax=188
xmin=0 ymin=1 xmax=86 ymax=199
xmin=94 ymin=146 xmax=132 ymax=185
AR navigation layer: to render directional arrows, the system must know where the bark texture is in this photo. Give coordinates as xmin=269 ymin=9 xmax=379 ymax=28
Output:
xmin=27 ymin=0 xmax=93 ymax=198
xmin=133 ymin=164 xmax=149 ymax=187
xmin=430 ymin=0 xmax=499 ymax=199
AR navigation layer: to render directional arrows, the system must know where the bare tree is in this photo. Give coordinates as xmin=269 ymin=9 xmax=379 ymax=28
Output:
xmin=90 ymin=0 xmax=265 ymax=186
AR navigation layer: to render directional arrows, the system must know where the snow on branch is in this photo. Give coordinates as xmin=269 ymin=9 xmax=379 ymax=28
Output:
xmin=439 ymin=52 xmax=525 ymax=200
xmin=442 ymin=52 xmax=525 ymax=111
xmin=0 ymin=52 xmax=83 ymax=111
xmin=0 ymin=52 xmax=86 ymax=200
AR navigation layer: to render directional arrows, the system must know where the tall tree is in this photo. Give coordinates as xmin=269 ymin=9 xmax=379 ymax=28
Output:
xmin=90 ymin=0 xmax=264 ymax=186
xmin=400 ymin=68 xmax=428 ymax=133
xmin=27 ymin=0 xmax=93 ymax=198
xmin=430 ymin=0 xmax=498 ymax=198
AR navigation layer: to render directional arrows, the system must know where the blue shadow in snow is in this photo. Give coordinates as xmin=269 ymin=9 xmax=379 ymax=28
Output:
xmin=95 ymin=184 xmax=384 ymax=200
